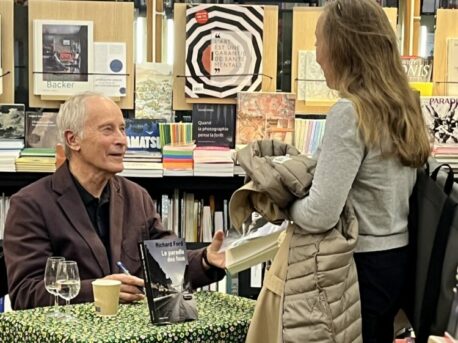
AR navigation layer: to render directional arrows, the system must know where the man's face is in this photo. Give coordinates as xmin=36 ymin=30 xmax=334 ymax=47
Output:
xmin=75 ymin=97 xmax=127 ymax=176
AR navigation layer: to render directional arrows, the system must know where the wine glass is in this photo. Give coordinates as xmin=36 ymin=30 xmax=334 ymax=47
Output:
xmin=56 ymin=260 xmax=81 ymax=320
xmin=44 ymin=256 xmax=65 ymax=318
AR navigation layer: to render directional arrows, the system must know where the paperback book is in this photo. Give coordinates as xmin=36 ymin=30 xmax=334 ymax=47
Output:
xmin=93 ymin=42 xmax=127 ymax=97
xmin=185 ymin=4 xmax=264 ymax=98
xmin=135 ymin=63 xmax=173 ymax=121
xmin=125 ymin=118 xmax=163 ymax=153
xmin=400 ymin=55 xmax=433 ymax=82
xmin=25 ymin=111 xmax=58 ymax=148
xmin=297 ymin=50 xmax=338 ymax=101
xmin=138 ymin=238 xmax=197 ymax=324
xmin=0 ymin=104 xmax=25 ymax=140
xmin=192 ymin=104 xmax=236 ymax=148
xmin=236 ymin=92 xmax=295 ymax=145
xmin=421 ymin=96 xmax=458 ymax=145
xmin=33 ymin=19 xmax=94 ymax=96
xmin=223 ymin=215 xmax=288 ymax=276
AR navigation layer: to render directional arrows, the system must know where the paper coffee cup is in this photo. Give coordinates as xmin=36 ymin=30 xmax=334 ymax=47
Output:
xmin=92 ymin=279 xmax=121 ymax=316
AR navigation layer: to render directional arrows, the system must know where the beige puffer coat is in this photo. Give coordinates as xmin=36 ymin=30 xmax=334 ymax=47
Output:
xmin=230 ymin=140 xmax=362 ymax=343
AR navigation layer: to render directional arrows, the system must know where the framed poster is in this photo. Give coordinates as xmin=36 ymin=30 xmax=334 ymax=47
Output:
xmin=33 ymin=19 xmax=94 ymax=96
xmin=185 ymin=4 xmax=264 ymax=98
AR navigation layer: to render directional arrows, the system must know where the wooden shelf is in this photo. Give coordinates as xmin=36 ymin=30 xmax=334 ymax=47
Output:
xmin=0 ymin=172 xmax=244 ymax=195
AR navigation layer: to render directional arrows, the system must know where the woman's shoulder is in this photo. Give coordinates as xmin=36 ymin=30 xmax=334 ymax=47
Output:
xmin=327 ymin=99 xmax=358 ymax=128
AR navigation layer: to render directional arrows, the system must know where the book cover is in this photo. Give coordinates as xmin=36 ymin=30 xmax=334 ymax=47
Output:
xmin=125 ymin=119 xmax=163 ymax=153
xmin=93 ymin=42 xmax=127 ymax=97
xmin=185 ymin=4 xmax=264 ymax=98
xmin=0 ymin=104 xmax=25 ymax=139
xmin=421 ymin=97 xmax=458 ymax=145
xmin=192 ymin=104 xmax=236 ymax=148
xmin=400 ymin=56 xmax=433 ymax=83
xmin=297 ymin=50 xmax=338 ymax=101
xmin=138 ymin=238 xmax=197 ymax=324
xmin=236 ymin=92 xmax=295 ymax=145
xmin=33 ymin=19 xmax=94 ymax=96
xmin=135 ymin=63 xmax=173 ymax=121
xmin=25 ymin=111 xmax=58 ymax=148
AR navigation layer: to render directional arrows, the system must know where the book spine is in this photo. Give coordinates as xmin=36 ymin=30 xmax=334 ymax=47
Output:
xmin=138 ymin=242 xmax=158 ymax=323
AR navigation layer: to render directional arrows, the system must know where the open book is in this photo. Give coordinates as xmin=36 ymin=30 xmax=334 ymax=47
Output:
xmin=224 ymin=218 xmax=288 ymax=276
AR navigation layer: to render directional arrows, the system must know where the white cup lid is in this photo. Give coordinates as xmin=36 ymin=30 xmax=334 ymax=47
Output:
xmin=92 ymin=279 xmax=121 ymax=286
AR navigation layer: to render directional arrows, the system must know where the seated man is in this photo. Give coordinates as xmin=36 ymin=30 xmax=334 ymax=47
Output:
xmin=3 ymin=92 xmax=226 ymax=310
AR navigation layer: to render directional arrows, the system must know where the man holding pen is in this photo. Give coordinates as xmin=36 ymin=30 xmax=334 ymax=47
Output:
xmin=3 ymin=92 xmax=226 ymax=310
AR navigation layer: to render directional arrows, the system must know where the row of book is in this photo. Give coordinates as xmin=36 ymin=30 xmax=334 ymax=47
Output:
xmin=156 ymin=190 xmax=231 ymax=243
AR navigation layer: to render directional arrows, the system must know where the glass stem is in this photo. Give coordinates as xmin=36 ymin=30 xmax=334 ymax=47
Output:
xmin=54 ymin=294 xmax=59 ymax=313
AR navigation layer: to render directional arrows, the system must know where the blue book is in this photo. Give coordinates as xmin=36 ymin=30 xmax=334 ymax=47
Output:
xmin=125 ymin=119 xmax=163 ymax=153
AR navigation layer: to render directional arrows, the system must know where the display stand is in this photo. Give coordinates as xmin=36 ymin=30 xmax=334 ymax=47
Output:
xmin=146 ymin=0 xmax=163 ymax=63
xmin=432 ymin=9 xmax=458 ymax=96
xmin=28 ymin=0 xmax=134 ymax=109
xmin=172 ymin=3 xmax=278 ymax=110
xmin=291 ymin=7 xmax=398 ymax=114
xmin=0 ymin=0 xmax=14 ymax=103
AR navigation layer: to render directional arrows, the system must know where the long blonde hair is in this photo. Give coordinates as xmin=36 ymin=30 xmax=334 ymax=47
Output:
xmin=323 ymin=0 xmax=430 ymax=167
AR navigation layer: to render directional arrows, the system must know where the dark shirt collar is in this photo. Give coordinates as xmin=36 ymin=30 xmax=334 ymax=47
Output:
xmin=71 ymin=173 xmax=110 ymax=206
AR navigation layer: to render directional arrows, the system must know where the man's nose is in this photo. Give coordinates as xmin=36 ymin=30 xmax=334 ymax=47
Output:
xmin=114 ymin=129 xmax=127 ymax=145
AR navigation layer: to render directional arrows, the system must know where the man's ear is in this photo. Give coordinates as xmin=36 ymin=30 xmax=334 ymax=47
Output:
xmin=64 ymin=130 xmax=81 ymax=153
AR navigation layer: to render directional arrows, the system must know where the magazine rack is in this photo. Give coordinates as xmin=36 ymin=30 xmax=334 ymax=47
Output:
xmin=28 ymin=0 xmax=134 ymax=109
xmin=432 ymin=9 xmax=458 ymax=96
xmin=0 ymin=0 xmax=14 ymax=103
xmin=291 ymin=7 xmax=398 ymax=115
xmin=172 ymin=3 xmax=279 ymax=110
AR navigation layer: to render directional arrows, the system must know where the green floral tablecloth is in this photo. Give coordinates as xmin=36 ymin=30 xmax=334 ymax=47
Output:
xmin=0 ymin=291 xmax=255 ymax=343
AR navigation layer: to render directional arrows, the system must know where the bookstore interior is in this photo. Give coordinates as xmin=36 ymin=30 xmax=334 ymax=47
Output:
xmin=0 ymin=0 xmax=457 ymax=342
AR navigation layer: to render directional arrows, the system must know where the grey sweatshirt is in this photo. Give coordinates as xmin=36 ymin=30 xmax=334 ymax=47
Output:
xmin=290 ymin=99 xmax=416 ymax=252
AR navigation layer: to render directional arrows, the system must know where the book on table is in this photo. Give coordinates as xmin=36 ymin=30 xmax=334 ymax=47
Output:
xmin=138 ymin=238 xmax=197 ymax=325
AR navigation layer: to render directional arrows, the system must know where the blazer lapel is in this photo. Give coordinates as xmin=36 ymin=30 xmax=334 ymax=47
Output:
xmin=52 ymin=163 xmax=111 ymax=276
xmin=109 ymin=177 xmax=124 ymax=273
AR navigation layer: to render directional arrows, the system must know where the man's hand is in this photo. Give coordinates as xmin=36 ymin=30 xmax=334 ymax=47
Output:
xmin=204 ymin=230 xmax=225 ymax=269
xmin=103 ymin=274 xmax=145 ymax=303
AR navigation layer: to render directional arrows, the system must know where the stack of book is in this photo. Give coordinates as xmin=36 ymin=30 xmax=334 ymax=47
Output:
xmin=15 ymin=148 xmax=56 ymax=172
xmin=162 ymin=144 xmax=195 ymax=176
xmin=0 ymin=141 xmax=23 ymax=172
xmin=0 ymin=104 xmax=25 ymax=172
xmin=193 ymin=147 xmax=234 ymax=177
xmin=120 ymin=118 xmax=164 ymax=177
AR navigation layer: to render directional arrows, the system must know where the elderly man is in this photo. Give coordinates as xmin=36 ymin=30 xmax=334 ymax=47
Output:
xmin=4 ymin=92 xmax=225 ymax=310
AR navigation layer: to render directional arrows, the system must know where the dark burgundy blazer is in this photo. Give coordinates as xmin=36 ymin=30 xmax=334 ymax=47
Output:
xmin=4 ymin=163 xmax=223 ymax=309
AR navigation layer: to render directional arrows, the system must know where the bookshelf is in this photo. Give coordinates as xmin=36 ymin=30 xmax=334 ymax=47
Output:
xmin=0 ymin=172 xmax=244 ymax=196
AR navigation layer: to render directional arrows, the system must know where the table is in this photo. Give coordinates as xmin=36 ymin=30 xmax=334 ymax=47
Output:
xmin=0 ymin=291 xmax=255 ymax=343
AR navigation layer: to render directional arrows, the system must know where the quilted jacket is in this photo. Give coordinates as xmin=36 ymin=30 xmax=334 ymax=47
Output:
xmin=230 ymin=140 xmax=362 ymax=343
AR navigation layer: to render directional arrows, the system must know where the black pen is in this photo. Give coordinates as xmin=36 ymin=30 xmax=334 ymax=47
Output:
xmin=116 ymin=261 xmax=145 ymax=295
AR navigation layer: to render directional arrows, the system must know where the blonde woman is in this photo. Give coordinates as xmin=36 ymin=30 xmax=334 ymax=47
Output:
xmin=289 ymin=0 xmax=430 ymax=341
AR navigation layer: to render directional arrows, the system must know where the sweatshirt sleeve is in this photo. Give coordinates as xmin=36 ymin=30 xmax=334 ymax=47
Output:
xmin=289 ymin=100 xmax=365 ymax=233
